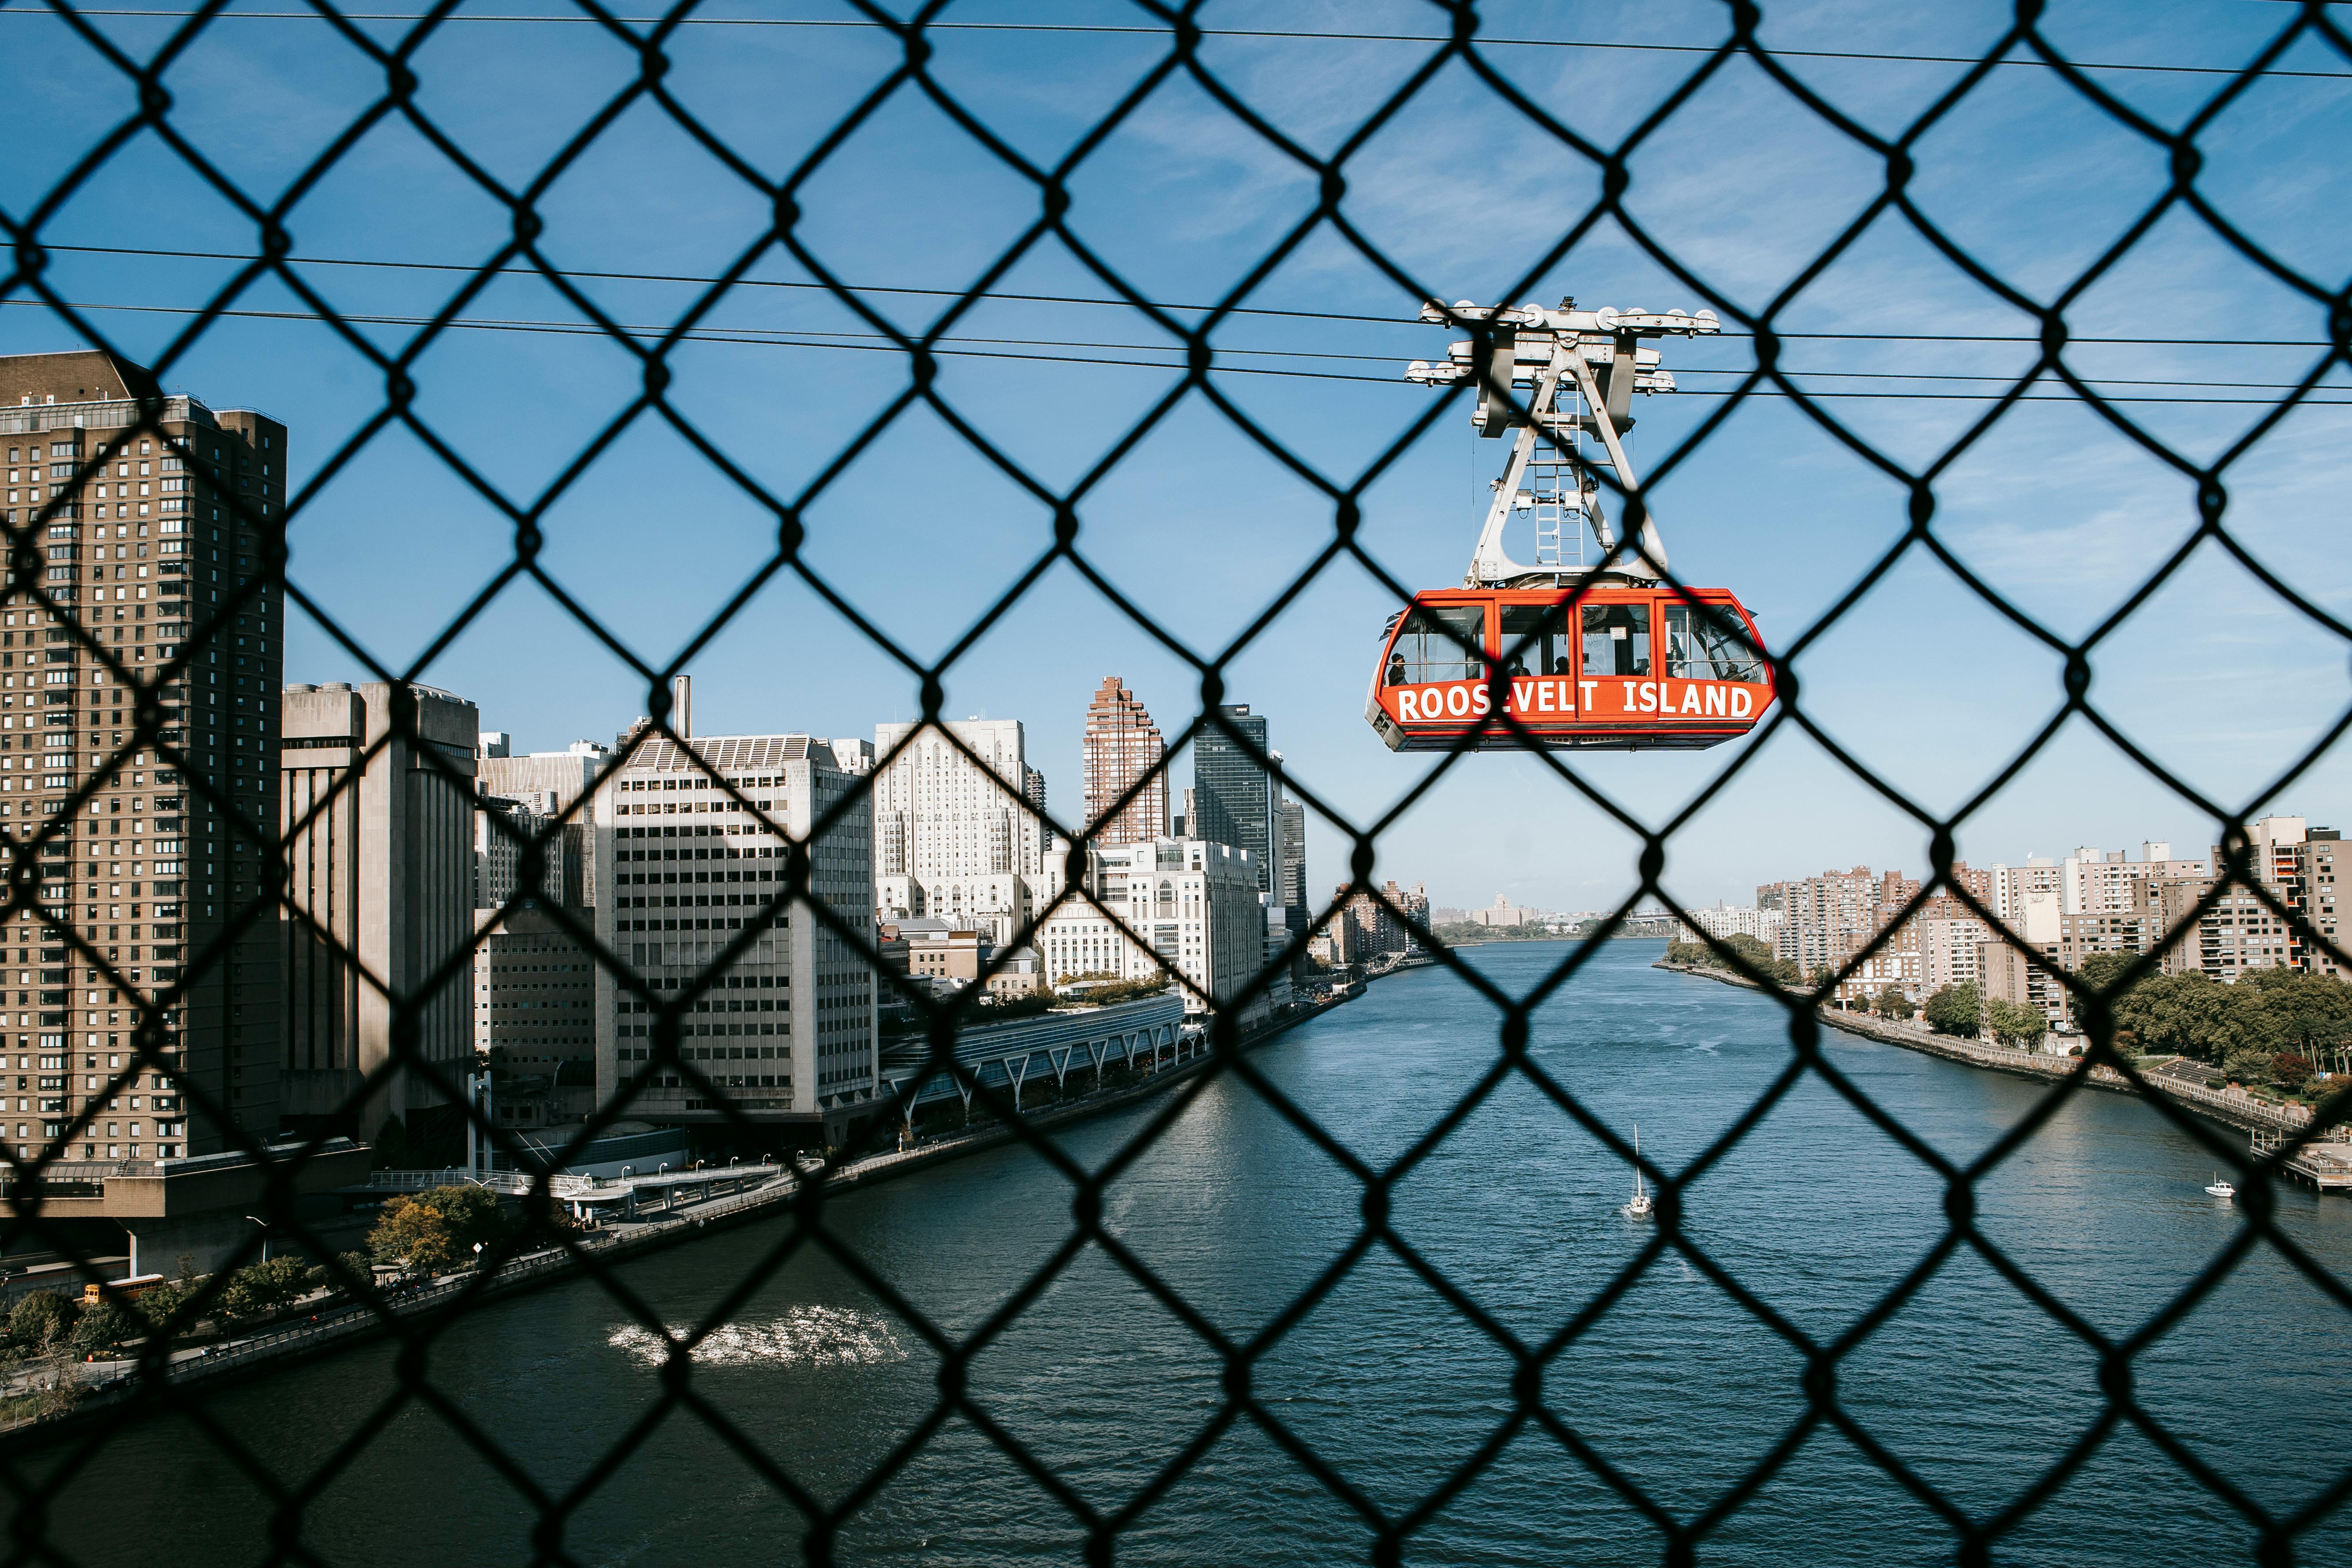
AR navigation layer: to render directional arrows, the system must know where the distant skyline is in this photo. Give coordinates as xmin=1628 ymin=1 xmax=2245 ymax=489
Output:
xmin=5 ymin=0 xmax=2345 ymax=915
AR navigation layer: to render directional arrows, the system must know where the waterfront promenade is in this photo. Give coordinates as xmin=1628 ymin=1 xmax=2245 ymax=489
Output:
xmin=1656 ymin=959 xmax=2352 ymax=1190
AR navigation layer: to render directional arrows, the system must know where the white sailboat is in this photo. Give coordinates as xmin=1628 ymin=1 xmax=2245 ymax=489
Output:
xmin=2205 ymin=1172 xmax=2236 ymax=1199
xmin=1626 ymin=1126 xmax=1654 ymax=1218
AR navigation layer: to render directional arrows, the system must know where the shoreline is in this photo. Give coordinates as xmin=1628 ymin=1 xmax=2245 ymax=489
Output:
xmin=0 ymin=988 xmax=1358 ymax=1452
xmin=1652 ymin=959 xmax=2342 ymax=1162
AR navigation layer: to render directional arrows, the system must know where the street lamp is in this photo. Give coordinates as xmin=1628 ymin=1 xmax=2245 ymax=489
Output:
xmin=243 ymin=1215 xmax=269 ymax=1264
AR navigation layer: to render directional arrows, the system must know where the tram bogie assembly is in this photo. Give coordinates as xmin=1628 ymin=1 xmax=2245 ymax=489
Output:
xmin=1372 ymin=297 xmax=1776 ymax=752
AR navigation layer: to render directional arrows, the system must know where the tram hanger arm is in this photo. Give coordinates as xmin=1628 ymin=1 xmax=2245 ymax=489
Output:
xmin=1466 ymin=361 xmax=1567 ymax=587
xmin=1565 ymin=351 xmax=1667 ymax=580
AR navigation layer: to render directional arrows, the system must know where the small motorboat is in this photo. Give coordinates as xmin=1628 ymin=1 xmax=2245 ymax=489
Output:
xmin=2205 ymin=1173 xmax=2236 ymax=1199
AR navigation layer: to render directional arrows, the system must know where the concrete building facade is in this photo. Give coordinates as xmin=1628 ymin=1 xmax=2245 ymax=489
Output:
xmin=279 ymin=681 xmax=479 ymax=1140
xmin=474 ymin=794 xmax=564 ymax=909
xmin=476 ymin=734 xmax=608 ymax=909
xmin=595 ymin=732 xmax=878 ymax=1143
xmin=472 ymin=904 xmax=595 ymax=1131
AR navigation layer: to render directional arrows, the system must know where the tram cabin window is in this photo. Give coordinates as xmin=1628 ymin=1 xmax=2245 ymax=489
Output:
xmin=1664 ymin=603 xmax=1762 ymax=682
xmin=1583 ymin=603 xmax=1650 ymax=677
xmin=1388 ymin=606 xmax=1486 ymax=686
xmin=1499 ymin=603 xmax=1573 ymax=677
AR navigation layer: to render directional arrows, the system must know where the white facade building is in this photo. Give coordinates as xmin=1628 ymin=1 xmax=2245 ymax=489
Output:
xmin=1472 ymin=895 xmax=1544 ymax=928
xmin=593 ymin=733 xmax=879 ymax=1142
xmin=872 ymin=719 xmax=1045 ymax=950
xmin=1037 ymin=838 xmax=1267 ymax=1032
xmin=1676 ymin=902 xmax=1786 ymax=945
xmin=1990 ymin=857 xmax=2061 ymax=928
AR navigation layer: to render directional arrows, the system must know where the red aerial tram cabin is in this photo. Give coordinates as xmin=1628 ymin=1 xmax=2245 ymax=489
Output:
xmin=1367 ymin=585 xmax=1773 ymax=751
xmin=1375 ymin=297 xmax=1773 ymax=752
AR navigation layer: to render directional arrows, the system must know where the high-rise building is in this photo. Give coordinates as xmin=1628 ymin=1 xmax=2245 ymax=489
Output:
xmin=594 ymin=732 xmax=878 ymax=1144
xmin=1082 ymin=677 xmax=1165 ymax=848
xmin=1913 ymin=900 xmax=1992 ymax=993
xmin=280 ymin=682 xmax=480 ymax=1142
xmin=1764 ymin=867 xmax=1879 ymax=975
xmin=0 ymin=351 xmax=284 ymax=1161
xmin=1194 ymin=704 xmax=1275 ymax=897
xmin=1278 ymin=795 xmax=1307 ymax=910
xmin=1336 ymin=880 xmax=1430 ymax=958
xmin=2182 ymin=815 xmax=2331 ymax=981
xmin=871 ymin=719 xmax=1044 ymax=948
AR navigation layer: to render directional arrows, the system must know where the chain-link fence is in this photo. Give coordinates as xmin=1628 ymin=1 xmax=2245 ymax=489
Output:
xmin=2 ymin=0 xmax=2350 ymax=1562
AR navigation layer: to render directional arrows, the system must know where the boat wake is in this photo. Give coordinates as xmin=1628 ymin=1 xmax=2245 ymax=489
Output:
xmin=608 ymin=1305 xmax=909 ymax=1369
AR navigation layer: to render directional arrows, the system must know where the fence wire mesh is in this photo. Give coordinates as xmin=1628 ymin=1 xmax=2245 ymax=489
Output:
xmin=2 ymin=0 xmax=2351 ymax=1563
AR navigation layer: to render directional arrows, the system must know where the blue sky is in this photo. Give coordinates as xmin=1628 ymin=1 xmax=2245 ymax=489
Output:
xmin=4 ymin=0 xmax=2347 ymax=916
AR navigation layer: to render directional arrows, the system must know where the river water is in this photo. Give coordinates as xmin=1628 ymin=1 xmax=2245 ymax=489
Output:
xmin=22 ymin=940 xmax=2352 ymax=1565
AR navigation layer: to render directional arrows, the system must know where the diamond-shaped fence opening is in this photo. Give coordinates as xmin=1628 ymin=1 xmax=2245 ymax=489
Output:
xmin=0 ymin=2 xmax=2349 ymax=1563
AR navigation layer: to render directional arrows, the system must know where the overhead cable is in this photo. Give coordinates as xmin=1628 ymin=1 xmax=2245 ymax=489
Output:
xmin=27 ymin=244 xmax=2344 ymax=351
xmin=4 ymin=10 xmax=2348 ymax=82
xmin=6 ymin=297 xmax=2345 ymax=406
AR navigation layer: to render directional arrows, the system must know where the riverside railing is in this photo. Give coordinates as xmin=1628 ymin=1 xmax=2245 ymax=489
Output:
xmin=3 ymin=5 xmax=2351 ymax=1566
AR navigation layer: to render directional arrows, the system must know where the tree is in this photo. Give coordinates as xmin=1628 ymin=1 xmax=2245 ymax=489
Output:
xmin=2078 ymin=951 xmax=2135 ymax=994
xmin=2247 ymin=968 xmax=2352 ymax=1055
xmin=1987 ymin=999 xmax=2049 ymax=1048
xmin=2272 ymin=1052 xmax=2318 ymax=1091
xmin=2113 ymin=972 xmax=2284 ymax=1064
xmin=135 ymin=1281 xmax=194 ymax=1336
xmin=219 ymin=1256 xmax=314 ymax=1321
xmin=418 ymin=1183 xmax=506 ymax=1254
xmin=369 ymin=1185 xmax=505 ymax=1273
xmin=370 ymin=1196 xmax=459 ymax=1273
xmin=1925 ymin=984 xmax=1982 ymax=1038
xmin=69 ymin=1301 xmax=135 ymax=1359
xmin=1873 ymin=987 xmax=1916 ymax=1021
xmin=5 ymin=1291 xmax=76 ymax=1356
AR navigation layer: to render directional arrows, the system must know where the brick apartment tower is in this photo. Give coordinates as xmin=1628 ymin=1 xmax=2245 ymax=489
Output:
xmin=1082 ymin=676 xmax=1166 ymax=848
xmin=0 ymin=350 xmax=284 ymax=1161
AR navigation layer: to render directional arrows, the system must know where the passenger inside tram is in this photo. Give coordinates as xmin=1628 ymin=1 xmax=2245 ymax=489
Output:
xmin=1663 ymin=602 xmax=1762 ymax=682
xmin=1388 ymin=606 xmax=1486 ymax=688
xmin=1500 ymin=602 xmax=1572 ymax=680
